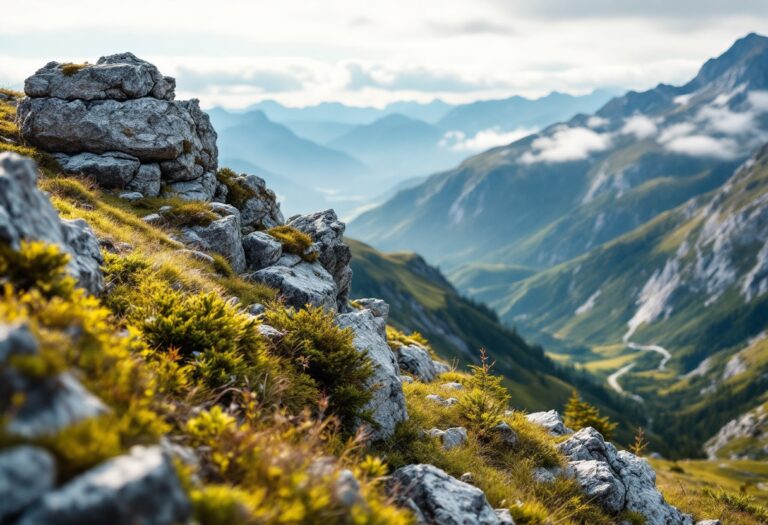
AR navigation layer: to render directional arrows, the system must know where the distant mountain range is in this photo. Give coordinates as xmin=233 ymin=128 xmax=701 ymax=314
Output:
xmin=349 ymin=32 xmax=768 ymax=457
xmin=210 ymin=90 xmax=616 ymax=217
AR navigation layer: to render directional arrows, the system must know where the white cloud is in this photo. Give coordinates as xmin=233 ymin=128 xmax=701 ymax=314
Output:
xmin=521 ymin=126 xmax=612 ymax=163
xmin=748 ymin=91 xmax=768 ymax=111
xmin=658 ymin=122 xmax=696 ymax=142
xmin=662 ymin=135 xmax=739 ymax=159
xmin=697 ymin=105 xmax=754 ymax=135
xmin=621 ymin=114 xmax=658 ymax=139
xmin=441 ymin=127 xmax=537 ymax=152
xmin=587 ymin=116 xmax=609 ymax=128
xmin=674 ymin=93 xmax=693 ymax=105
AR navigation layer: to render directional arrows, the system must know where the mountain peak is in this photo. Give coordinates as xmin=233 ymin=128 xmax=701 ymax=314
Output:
xmin=688 ymin=32 xmax=768 ymax=90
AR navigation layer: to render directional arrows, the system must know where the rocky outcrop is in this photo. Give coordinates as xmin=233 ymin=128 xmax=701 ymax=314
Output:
xmin=15 ymin=446 xmax=191 ymax=525
xmin=177 ymin=205 xmax=246 ymax=273
xmin=389 ymin=464 xmax=506 ymax=525
xmin=219 ymin=172 xmax=284 ymax=231
xmin=250 ymin=254 xmax=338 ymax=311
xmin=525 ymin=410 xmax=572 ymax=436
xmin=704 ymin=404 xmax=768 ymax=460
xmin=289 ymin=210 xmax=352 ymax=310
xmin=336 ymin=307 xmax=407 ymax=440
xmin=558 ymin=427 xmax=693 ymax=525
xmin=242 ymin=231 xmax=282 ymax=271
xmin=17 ymin=53 xmax=218 ymax=200
xmin=396 ymin=344 xmax=441 ymax=382
xmin=0 ymin=446 xmax=56 ymax=522
xmin=0 ymin=153 xmax=103 ymax=294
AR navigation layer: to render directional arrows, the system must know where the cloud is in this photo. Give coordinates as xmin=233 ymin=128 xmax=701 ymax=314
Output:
xmin=658 ymin=122 xmax=696 ymax=143
xmin=345 ymin=62 xmax=493 ymax=92
xmin=696 ymin=105 xmax=754 ymax=135
xmin=441 ymin=127 xmax=536 ymax=152
xmin=621 ymin=114 xmax=658 ymax=139
xmin=587 ymin=116 xmax=609 ymax=128
xmin=521 ymin=126 xmax=612 ymax=163
xmin=174 ymin=67 xmax=307 ymax=92
xmin=662 ymin=135 xmax=739 ymax=159
xmin=427 ymin=18 xmax=514 ymax=36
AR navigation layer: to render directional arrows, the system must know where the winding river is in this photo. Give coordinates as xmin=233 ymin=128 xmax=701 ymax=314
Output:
xmin=606 ymin=341 xmax=672 ymax=402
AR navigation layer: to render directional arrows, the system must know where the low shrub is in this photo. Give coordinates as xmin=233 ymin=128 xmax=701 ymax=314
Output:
xmin=267 ymin=225 xmax=317 ymax=263
xmin=265 ymin=306 xmax=374 ymax=431
xmin=217 ymin=167 xmax=257 ymax=209
xmin=61 ymin=62 xmax=88 ymax=76
xmin=0 ymin=240 xmax=75 ymax=298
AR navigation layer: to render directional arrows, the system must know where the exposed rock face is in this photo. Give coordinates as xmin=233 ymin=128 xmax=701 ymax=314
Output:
xmin=17 ymin=53 xmax=218 ymax=200
xmin=288 ymin=210 xmax=352 ymax=310
xmin=558 ymin=427 xmax=693 ymax=525
xmin=425 ymin=394 xmax=458 ymax=407
xmin=0 ymin=323 xmax=107 ymax=439
xmin=0 ymin=446 xmax=56 ymax=522
xmin=177 ymin=205 xmax=245 ymax=273
xmin=396 ymin=344 xmax=440 ymax=382
xmin=250 ymin=255 xmax=337 ymax=311
xmin=336 ymin=307 xmax=407 ymax=440
xmin=389 ymin=464 xmax=504 ymax=525
xmin=15 ymin=446 xmax=191 ymax=525
xmin=222 ymin=172 xmax=284 ymax=231
xmin=0 ymin=153 xmax=103 ymax=294
xmin=242 ymin=231 xmax=282 ymax=270
xmin=491 ymin=421 xmax=518 ymax=447
xmin=704 ymin=403 xmax=768 ymax=459
xmin=525 ymin=410 xmax=572 ymax=436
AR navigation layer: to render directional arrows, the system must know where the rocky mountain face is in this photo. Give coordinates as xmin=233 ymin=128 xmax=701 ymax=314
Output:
xmin=18 ymin=53 xmax=219 ymax=201
xmin=349 ymin=33 xmax=768 ymax=458
xmin=350 ymin=33 xmax=768 ymax=272
xmin=0 ymin=53 xmax=735 ymax=525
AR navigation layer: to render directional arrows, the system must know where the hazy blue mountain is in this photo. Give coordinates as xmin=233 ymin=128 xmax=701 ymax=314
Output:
xmin=328 ymin=113 xmax=465 ymax=179
xmin=350 ymin=33 xmax=768 ymax=271
xmin=437 ymin=89 xmax=618 ymax=135
xmin=246 ymin=99 xmax=453 ymax=125
xmin=279 ymin=120 xmax=355 ymax=144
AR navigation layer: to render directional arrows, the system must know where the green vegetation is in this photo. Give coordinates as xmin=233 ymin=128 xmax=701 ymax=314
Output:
xmin=563 ymin=390 xmax=618 ymax=441
xmin=216 ymin=167 xmax=258 ymax=209
xmin=267 ymin=225 xmax=318 ymax=262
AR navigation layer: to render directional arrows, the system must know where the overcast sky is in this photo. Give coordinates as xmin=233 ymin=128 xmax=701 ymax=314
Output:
xmin=2 ymin=0 xmax=767 ymax=108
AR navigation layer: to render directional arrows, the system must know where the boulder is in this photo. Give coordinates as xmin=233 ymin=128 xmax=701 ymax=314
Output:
xmin=250 ymin=255 xmax=337 ymax=311
xmin=355 ymin=298 xmax=389 ymax=320
xmin=525 ymin=410 xmax=572 ymax=436
xmin=0 ymin=446 xmax=56 ymax=522
xmin=54 ymin=151 xmax=140 ymax=188
xmin=389 ymin=464 xmax=504 ymax=525
xmin=0 ymin=153 xmax=103 ymax=294
xmin=427 ymin=427 xmax=468 ymax=450
xmin=118 ymin=191 xmax=144 ymax=201
xmin=396 ymin=344 xmax=439 ymax=382
xmin=532 ymin=467 xmax=560 ymax=484
xmin=17 ymin=53 xmax=218 ymax=200
xmin=335 ymin=308 xmax=407 ymax=440
xmin=491 ymin=421 xmax=518 ymax=447
xmin=23 ymin=53 xmax=175 ymax=101
xmin=433 ymin=360 xmax=451 ymax=375
xmin=15 ymin=446 xmax=191 ymax=525
xmin=125 ymin=163 xmax=161 ymax=197
xmin=242 ymin=231 xmax=282 ymax=270
xmin=442 ymin=382 xmax=463 ymax=390
xmin=558 ymin=427 xmax=693 ymax=525
xmin=288 ymin=210 xmax=352 ymax=310
xmin=178 ymin=213 xmax=245 ymax=273
xmin=223 ymin=172 xmax=284 ymax=231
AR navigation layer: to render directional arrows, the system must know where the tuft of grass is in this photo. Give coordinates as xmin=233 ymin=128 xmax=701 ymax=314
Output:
xmin=216 ymin=167 xmax=258 ymax=209
xmin=703 ymin=488 xmax=768 ymax=523
xmin=267 ymin=225 xmax=317 ymax=263
xmin=60 ymin=62 xmax=88 ymax=76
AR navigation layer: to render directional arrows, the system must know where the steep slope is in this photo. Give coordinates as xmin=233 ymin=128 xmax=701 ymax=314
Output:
xmin=497 ymin=144 xmax=768 ymax=456
xmin=329 ymin=114 xmax=464 ymax=180
xmin=350 ymin=33 xmax=768 ymax=271
xmin=348 ymin=239 xmax=637 ymax=432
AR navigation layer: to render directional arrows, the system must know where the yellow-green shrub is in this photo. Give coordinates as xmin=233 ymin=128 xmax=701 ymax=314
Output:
xmin=265 ymin=307 xmax=374 ymax=431
xmin=267 ymin=225 xmax=317 ymax=263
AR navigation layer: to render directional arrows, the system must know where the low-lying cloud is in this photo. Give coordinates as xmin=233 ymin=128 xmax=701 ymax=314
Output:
xmin=521 ymin=125 xmax=612 ymax=163
xmin=621 ymin=114 xmax=658 ymax=139
xmin=441 ymin=127 xmax=536 ymax=152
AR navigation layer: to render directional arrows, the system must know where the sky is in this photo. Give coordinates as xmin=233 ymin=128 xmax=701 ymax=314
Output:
xmin=2 ymin=0 xmax=768 ymax=109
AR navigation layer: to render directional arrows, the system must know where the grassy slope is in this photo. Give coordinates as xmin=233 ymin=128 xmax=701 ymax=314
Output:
xmin=348 ymin=239 xmax=641 ymax=441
